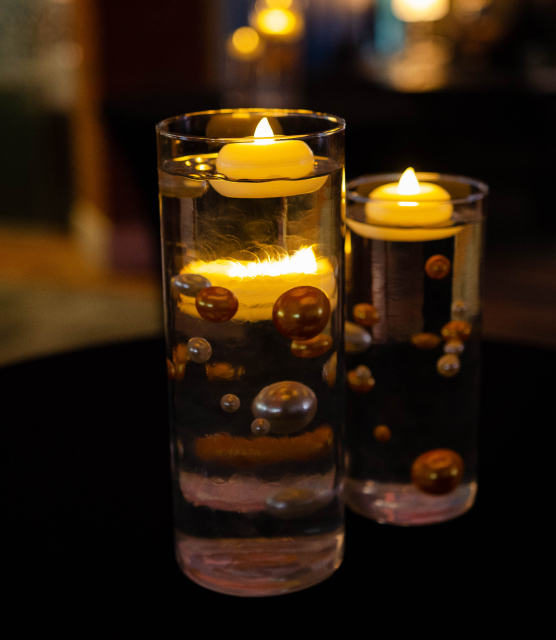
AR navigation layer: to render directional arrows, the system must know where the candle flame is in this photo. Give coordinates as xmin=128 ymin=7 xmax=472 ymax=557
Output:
xmin=188 ymin=246 xmax=319 ymax=280
xmin=397 ymin=167 xmax=421 ymax=195
xmin=254 ymin=117 xmax=274 ymax=138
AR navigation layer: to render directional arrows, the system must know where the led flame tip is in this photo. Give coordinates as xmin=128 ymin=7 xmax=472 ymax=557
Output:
xmin=397 ymin=167 xmax=421 ymax=196
xmin=254 ymin=117 xmax=274 ymax=138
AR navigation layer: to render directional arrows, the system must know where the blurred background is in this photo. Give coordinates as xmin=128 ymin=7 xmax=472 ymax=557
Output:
xmin=0 ymin=0 xmax=554 ymax=366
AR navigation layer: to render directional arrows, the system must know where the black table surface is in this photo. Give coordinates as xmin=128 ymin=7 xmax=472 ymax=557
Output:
xmin=3 ymin=338 xmax=554 ymax=632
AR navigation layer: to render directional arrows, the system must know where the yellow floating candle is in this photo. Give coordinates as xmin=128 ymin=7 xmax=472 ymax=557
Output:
xmin=348 ymin=168 xmax=463 ymax=242
xmin=177 ymin=246 xmax=336 ymax=323
xmin=210 ymin=118 xmax=327 ymax=198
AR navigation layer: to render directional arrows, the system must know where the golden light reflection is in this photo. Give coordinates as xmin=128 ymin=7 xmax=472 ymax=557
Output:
xmin=228 ymin=26 xmax=263 ymax=60
xmin=190 ymin=246 xmax=319 ymax=280
xmin=253 ymin=7 xmax=304 ymax=40
xmin=391 ymin=0 xmax=450 ymax=23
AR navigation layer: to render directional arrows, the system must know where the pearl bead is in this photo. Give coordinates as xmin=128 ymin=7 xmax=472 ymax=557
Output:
xmin=187 ymin=337 xmax=212 ymax=363
xmin=441 ymin=320 xmax=472 ymax=342
xmin=425 ymin=255 xmax=451 ymax=280
xmin=251 ymin=418 xmax=271 ymax=436
xmin=272 ymin=286 xmax=331 ymax=341
xmin=353 ymin=303 xmax=379 ymax=327
xmin=291 ymin=334 xmax=333 ymax=359
xmin=411 ymin=333 xmax=441 ymax=350
xmin=221 ymin=394 xmax=240 ymax=413
xmin=373 ymin=425 xmax=391 ymax=442
xmin=252 ymin=381 xmax=317 ymax=434
xmin=195 ymin=286 xmax=238 ymax=323
xmin=411 ymin=449 xmax=464 ymax=495
xmin=443 ymin=339 xmax=464 ymax=355
xmin=436 ymin=354 xmax=461 ymax=378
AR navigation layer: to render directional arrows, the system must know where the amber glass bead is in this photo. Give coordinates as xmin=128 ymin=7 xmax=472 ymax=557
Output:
xmin=173 ymin=343 xmax=189 ymax=364
xmin=291 ymin=334 xmax=333 ymax=358
xmin=174 ymin=361 xmax=186 ymax=380
xmin=425 ymin=255 xmax=451 ymax=280
xmin=373 ymin=425 xmax=391 ymax=442
xmin=221 ymin=394 xmax=240 ymax=413
xmin=323 ymin=352 xmax=337 ymax=387
xmin=195 ymin=425 xmax=333 ymax=467
xmin=206 ymin=362 xmax=244 ymax=382
xmin=272 ymin=286 xmax=330 ymax=340
xmin=347 ymin=369 xmax=375 ymax=393
xmin=195 ymin=286 xmax=238 ymax=323
xmin=441 ymin=320 xmax=472 ymax=342
xmin=411 ymin=449 xmax=464 ymax=495
xmin=167 ymin=358 xmax=175 ymax=380
xmin=353 ymin=303 xmax=379 ymax=327
xmin=411 ymin=333 xmax=441 ymax=350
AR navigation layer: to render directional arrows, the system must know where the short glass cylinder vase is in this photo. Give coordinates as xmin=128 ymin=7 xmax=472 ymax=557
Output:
xmin=156 ymin=109 xmax=346 ymax=595
xmin=344 ymin=172 xmax=488 ymax=526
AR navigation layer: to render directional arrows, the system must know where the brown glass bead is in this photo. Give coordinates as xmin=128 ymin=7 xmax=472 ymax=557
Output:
xmin=291 ymin=334 xmax=333 ymax=358
xmin=353 ymin=303 xmax=379 ymax=327
xmin=444 ymin=339 xmax=464 ymax=355
xmin=411 ymin=333 xmax=441 ymax=350
xmin=347 ymin=369 xmax=375 ymax=393
xmin=425 ymin=255 xmax=451 ymax=280
xmin=272 ymin=286 xmax=331 ymax=340
xmin=441 ymin=320 xmax=472 ymax=342
xmin=411 ymin=449 xmax=464 ymax=495
xmin=195 ymin=286 xmax=238 ymax=323
xmin=374 ymin=425 xmax=391 ymax=442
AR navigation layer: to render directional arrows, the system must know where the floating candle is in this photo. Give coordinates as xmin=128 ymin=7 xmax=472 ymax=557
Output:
xmin=210 ymin=118 xmax=327 ymax=198
xmin=176 ymin=246 xmax=336 ymax=323
xmin=348 ymin=168 xmax=463 ymax=242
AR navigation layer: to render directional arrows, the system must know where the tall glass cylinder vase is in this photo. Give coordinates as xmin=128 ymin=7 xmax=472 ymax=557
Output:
xmin=156 ymin=110 xmax=346 ymax=595
xmin=345 ymin=172 xmax=488 ymax=525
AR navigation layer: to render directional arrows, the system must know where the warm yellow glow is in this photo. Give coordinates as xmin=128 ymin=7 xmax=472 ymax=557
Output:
xmin=179 ymin=246 xmax=336 ymax=322
xmin=189 ymin=246 xmax=318 ymax=280
xmin=231 ymin=26 xmax=261 ymax=55
xmin=397 ymin=167 xmax=420 ymax=195
xmin=256 ymin=8 xmax=298 ymax=36
xmin=391 ymin=0 xmax=450 ymax=22
xmin=265 ymin=0 xmax=293 ymax=8
xmin=253 ymin=117 xmax=275 ymax=143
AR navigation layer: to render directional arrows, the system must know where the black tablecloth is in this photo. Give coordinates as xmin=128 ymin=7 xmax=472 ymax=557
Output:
xmin=3 ymin=339 xmax=554 ymax=631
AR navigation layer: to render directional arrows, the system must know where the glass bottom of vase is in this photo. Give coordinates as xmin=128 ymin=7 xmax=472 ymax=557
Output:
xmin=175 ymin=528 xmax=344 ymax=597
xmin=345 ymin=479 xmax=477 ymax=526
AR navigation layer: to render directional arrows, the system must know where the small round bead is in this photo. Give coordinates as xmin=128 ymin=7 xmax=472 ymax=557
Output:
xmin=411 ymin=333 xmax=441 ymax=350
xmin=347 ymin=369 xmax=375 ymax=393
xmin=266 ymin=488 xmax=322 ymax=519
xmin=441 ymin=320 xmax=472 ymax=342
xmin=187 ymin=337 xmax=212 ymax=363
xmin=195 ymin=286 xmax=238 ymax=323
xmin=251 ymin=418 xmax=271 ymax=436
xmin=354 ymin=364 xmax=372 ymax=380
xmin=373 ymin=425 xmax=391 ymax=442
xmin=221 ymin=394 xmax=240 ymax=413
xmin=353 ymin=303 xmax=379 ymax=327
xmin=436 ymin=354 xmax=461 ymax=378
xmin=171 ymin=273 xmax=211 ymax=299
xmin=443 ymin=339 xmax=464 ymax=355
xmin=451 ymin=300 xmax=467 ymax=319
xmin=411 ymin=449 xmax=464 ymax=495
xmin=425 ymin=255 xmax=451 ymax=280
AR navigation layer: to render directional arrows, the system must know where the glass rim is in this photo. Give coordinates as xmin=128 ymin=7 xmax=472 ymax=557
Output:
xmin=156 ymin=108 xmax=346 ymax=143
xmin=347 ymin=172 xmax=489 ymax=206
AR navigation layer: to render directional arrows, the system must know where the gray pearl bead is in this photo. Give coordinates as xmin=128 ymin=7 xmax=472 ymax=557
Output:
xmin=171 ymin=273 xmax=211 ymax=298
xmin=251 ymin=381 xmax=317 ymax=434
xmin=345 ymin=321 xmax=371 ymax=354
